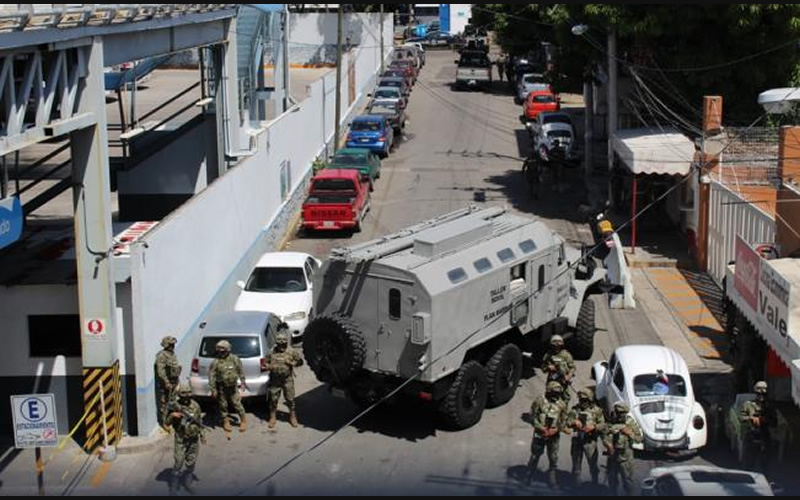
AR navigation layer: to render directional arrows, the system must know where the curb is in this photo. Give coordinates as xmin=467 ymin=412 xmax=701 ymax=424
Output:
xmin=115 ymin=432 xmax=170 ymax=455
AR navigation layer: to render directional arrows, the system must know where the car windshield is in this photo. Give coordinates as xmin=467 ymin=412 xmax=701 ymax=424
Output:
xmin=375 ymin=89 xmax=399 ymax=99
xmin=548 ymin=130 xmax=572 ymax=139
xmin=351 ymin=120 xmax=382 ymax=132
xmin=245 ymin=267 xmax=307 ymax=293
xmin=332 ymin=154 xmax=366 ymax=166
xmin=544 ymin=115 xmax=570 ymax=125
xmin=380 ymin=80 xmax=402 ymax=89
xmin=523 ymin=75 xmax=544 ymax=84
xmin=370 ymin=105 xmax=396 ymax=115
xmin=633 ymin=374 xmax=687 ymax=397
xmin=199 ymin=336 xmax=260 ymax=358
xmin=459 ymin=55 xmax=489 ymax=67
xmin=313 ymin=178 xmax=356 ymax=191
xmin=533 ymin=94 xmax=555 ymax=103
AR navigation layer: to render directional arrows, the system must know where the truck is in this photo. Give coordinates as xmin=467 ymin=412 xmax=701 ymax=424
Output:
xmin=454 ymin=50 xmax=492 ymax=91
xmin=302 ymin=206 xmax=606 ymax=429
xmin=301 ymin=169 xmax=371 ymax=233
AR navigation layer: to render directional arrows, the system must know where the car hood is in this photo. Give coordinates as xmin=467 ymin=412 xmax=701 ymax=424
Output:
xmin=234 ymin=291 xmax=310 ymax=317
xmin=634 ymin=397 xmax=692 ymax=441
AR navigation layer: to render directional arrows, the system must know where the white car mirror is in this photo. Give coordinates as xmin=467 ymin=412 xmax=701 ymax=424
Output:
xmin=236 ymin=280 xmax=246 ymax=290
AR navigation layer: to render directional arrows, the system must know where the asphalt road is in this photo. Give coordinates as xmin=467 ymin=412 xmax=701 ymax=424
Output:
xmin=39 ymin=50 xmax=791 ymax=497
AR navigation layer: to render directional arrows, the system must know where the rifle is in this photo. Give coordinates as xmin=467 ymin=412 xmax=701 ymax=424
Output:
xmin=166 ymin=400 xmax=209 ymax=433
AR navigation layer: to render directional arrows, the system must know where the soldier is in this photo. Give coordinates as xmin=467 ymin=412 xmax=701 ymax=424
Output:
xmin=266 ymin=326 xmax=304 ymax=429
xmin=208 ymin=340 xmax=249 ymax=433
xmin=166 ymin=383 xmax=205 ymax=495
xmin=740 ymin=381 xmax=772 ymax=472
xmin=565 ymin=387 xmax=605 ymax=486
xmin=603 ymin=401 xmax=642 ymax=496
xmin=528 ymin=381 xmax=568 ymax=488
xmin=155 ymin=335 xmax=182 ymax=429
xmin=541 ymin=335 xmax=576 ymax=402
xmin=496 ymin=52 xmax=507 ymax=82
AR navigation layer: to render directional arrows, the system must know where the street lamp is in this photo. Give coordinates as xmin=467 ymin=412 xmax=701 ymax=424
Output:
xmin=571 ymin=24 xmax=589 ymax=36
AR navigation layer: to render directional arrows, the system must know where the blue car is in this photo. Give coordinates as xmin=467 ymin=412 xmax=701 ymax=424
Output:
xmin=345 ymin=115 xmax=394 ymax=158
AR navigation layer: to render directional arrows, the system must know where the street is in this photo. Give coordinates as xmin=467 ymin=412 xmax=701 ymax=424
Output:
xmin=0 ymin=50 xmax=794 ymax=497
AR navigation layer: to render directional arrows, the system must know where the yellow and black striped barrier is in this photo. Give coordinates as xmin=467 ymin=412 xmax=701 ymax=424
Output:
xmin=82 ymin=361 xmax=123 ymax=452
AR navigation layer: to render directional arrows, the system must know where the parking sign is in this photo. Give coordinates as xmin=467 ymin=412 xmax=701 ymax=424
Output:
xmin=11 ymin=394 xmax=58 ymax=449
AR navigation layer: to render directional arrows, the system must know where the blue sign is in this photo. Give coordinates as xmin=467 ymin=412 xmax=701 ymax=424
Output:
xmin=439 ymin=4 xmax=451 ymax=34
xmin=0 ymin=196 xmax=23 ymax=250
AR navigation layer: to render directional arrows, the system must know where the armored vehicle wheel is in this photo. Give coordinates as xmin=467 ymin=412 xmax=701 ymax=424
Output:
xmin=486 ymin=344 xmax=522 ymax=408
xmin=568 ymin=299 xmax=595 ymax=360
xmin=303 ymin=315 xmax=365 ymax=385
xmin=440 ymin=361 xmax=488 ymax=429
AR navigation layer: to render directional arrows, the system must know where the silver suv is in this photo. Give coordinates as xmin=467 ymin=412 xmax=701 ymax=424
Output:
xmin=189 ymin=311 xmax=281 ymax=398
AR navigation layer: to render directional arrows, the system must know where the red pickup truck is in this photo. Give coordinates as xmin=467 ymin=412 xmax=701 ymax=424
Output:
xmin=302 ymin=169 xmax=371 ymax=232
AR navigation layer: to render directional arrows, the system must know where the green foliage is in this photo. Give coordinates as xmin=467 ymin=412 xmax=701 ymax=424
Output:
xmin=312 ymin=156 xmax=328 ymax=174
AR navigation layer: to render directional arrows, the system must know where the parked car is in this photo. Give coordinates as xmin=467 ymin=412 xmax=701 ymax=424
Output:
xmin=642 ymin=465 xmax=778 ymax=496
xmin=524 ymin=89 xmax=560 ymax=121
xmin=189 ymin=311 xmax=280 ymax=398
xmin=401 ymin=42 xmax=425 ymax=66
xmin=592 ymin=345 xmax=708 ymax=453
xmin=407 ymin=31 xmax=453 ymax=48
xmin=393 ymin=46 xmax=421 ymax=70
xmin=345 ymin=114 xmax=394 ymax=158
xmin=526 ymin=111 xmax=572 ymax=135
xmin=382 ymin=68 xmax=413 ymax=90
xmin=301 ymin=169 xmax=371 ymax=233
xmin=533 ymin=122 xmax=579 ymax=164
xmin=234 ymin=252 xmax=321 ymax=340
xmin=455 ymin=50 xmax=492 ymax=90
xmin=326 ymin=147 xmax=381 ymax=185
xmin=370 ymin=86 xmax=407 ymax=110
xmin=368 ymin=99 xmax=406 ymax=134
xmin=390 ymin=59 xmax=417 ymax=83
xmin=378 ymin=76 xmax=410 ymax=97
xmin=517 ymin=73 xmax=550 ymax=103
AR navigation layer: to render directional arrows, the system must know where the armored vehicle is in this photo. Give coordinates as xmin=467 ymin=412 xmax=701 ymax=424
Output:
xmin=303 ymin=206 xmax=604 ymax=429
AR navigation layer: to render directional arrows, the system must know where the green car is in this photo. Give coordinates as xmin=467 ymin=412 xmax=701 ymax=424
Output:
xmin=326 ymin=148 xmax=381 ymax=189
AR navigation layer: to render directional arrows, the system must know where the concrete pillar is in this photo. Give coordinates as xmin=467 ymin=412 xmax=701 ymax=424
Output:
xmin=696 ymin=96 xmax=723 ymax=271
xmin=777 ymin=127 xmax=800 ymax=256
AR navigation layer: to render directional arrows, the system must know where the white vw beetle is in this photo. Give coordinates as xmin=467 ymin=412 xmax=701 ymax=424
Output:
xmin=592 ymin=345 xmax=707 ymax=453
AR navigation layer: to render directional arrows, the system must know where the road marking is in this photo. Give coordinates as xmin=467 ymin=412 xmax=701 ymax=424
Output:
xmin=90 ymin=461 xmax=112 ymax=487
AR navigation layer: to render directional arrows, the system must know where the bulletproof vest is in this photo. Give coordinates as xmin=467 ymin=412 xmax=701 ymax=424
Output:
xmin=157 ymin=351 xmax=181 ymax=381
xmin=610 ymin=421 xmax=630 ymax=449
xmin=214 ymin=356 xmax=240 ymax=386
xmin=541 ymin=400 xmax=562 ymax=429
xmin=577 ymin=406 xmax=597 ymax=427
xmin=270 ymin=350 xmax=294 ymax=378
xmin=174 ymin=400 xmax=202 ymax=439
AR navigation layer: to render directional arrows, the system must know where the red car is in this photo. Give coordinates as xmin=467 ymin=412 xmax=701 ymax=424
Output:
xmin=524 ymin=89 xmax=560 ymax=121
xmin=390 ymin=59 xmax=417 ymax=83
xmin=301 ymin=169 xmax=371 ymax=232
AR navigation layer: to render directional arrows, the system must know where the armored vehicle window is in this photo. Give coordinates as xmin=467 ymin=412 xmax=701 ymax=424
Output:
xmin=519 ymin=239 xmax=537 ymax=254
xmin=538 ymin=265 xmax=546 ymax=290
xmin=474 ymin=258 xmax=492 ymax=273
xmin=511 ymin=263 xmax=526 ymax=281
xmin=497 ymin=248 xmax=515 ymax=263
xmin=389 ymin=288 xmax=402 ymax=319
xmin=447 ymin=267 xmax=468 ymax=284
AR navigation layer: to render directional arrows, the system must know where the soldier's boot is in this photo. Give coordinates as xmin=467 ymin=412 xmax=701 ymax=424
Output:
xmin=547 ymin=469 xmax=558 ymax=489
xmin=268 ymin=410 xmax=277 ymax=429
xmin=590 ymin=471 xmax=599 ymax=485
xmin=168 ymin=473 xmax=179 ymax=496
xmin=239 ymin=414 xmax=247 ymax=433
xmin=289 ymin=410 xmax=299 ymax=428
xmin=571 ymin=471 xmax=581 ymax=488
xmin=525 ymin=457 xmax=538 ymax=485
xmin=222 ymin=417 xmax=232 ymax=433
xmin=182 ymin=473 xmax=197 ymax=495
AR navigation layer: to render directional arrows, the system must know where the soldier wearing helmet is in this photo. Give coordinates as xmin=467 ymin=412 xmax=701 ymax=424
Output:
xmin=166 ymin=383 xmax=205 ymax=495
xmin=541 ymin=334 xmax=576 ymax=403
xmin=527 ymin=381 xmax=568 ymax=488
xmin=603 ymin=401 xmax=642 ymax=496
xmin=566 ymin=387 xmax=605 ymax=486
xmin=208 ymin=339 xmax=249 ymax=433
xmin=155 ymin=335 xmax=182 ymax=429
xmin=740 ymin=381 xmax=772 ymax=472
xmin=265 ymin=323 xmax=304 ymax=429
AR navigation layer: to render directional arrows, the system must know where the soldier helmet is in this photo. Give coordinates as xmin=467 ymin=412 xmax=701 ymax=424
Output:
xmin=546 ymin=381 xmax=563 ymax=393
xmin=161 ymin=336 xmax=177 ymax=347
xmin=275 ymin=332 xmax=290 ymax=345
xmin=578 ymin=387 xmax=594 ymax=399
xmin=754 ymin=381 xmax=768 ymax=394
xmin=216 ymin=340 xmax=231 ymax=351
xmin=613 ymin=401 xmax=629 ymax=413
xmin=550 ymin=335 xmax=564 ymax=346
xmin=177 ymin=383 xmax=192 ymax=396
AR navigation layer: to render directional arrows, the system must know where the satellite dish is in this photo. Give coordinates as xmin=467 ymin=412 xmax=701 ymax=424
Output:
xmin=758 ymin=87 xmax=800 ymax=114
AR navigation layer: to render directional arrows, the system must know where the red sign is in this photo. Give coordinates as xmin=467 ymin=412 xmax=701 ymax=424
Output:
xmin=87 ymin=319 xmax=105 ymax=335
xmin=734 ymin=236 xmax=760 ymax=312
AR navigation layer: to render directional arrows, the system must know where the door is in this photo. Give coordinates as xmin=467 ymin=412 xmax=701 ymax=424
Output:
xmin=529 ymin=254 xmax=552 ymax=327
xmin=377 ymin=281 xmax=414 ymax=373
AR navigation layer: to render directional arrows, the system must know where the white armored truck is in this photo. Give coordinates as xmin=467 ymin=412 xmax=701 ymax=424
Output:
xmin=303 ymin=206 xmax=605 ymax=429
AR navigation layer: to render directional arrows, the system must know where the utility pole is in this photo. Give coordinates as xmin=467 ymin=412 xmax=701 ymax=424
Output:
xmin=380 ymin=4 xmax=385 ymax=73
xmin=334 ymin=4 xmax=343 ymax=149
xmin=584 ymin=70 xmax=594 ymax=185
xmin=607 ymin=27 xmax=618 ymax=208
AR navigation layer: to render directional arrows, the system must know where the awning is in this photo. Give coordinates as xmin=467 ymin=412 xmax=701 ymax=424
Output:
xmin=612 ymin=128 xmax=696 ymax=176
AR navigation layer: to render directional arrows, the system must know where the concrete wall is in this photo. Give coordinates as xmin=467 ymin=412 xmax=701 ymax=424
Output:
xmin=128 ymin=27 xmax=393 ymax=434
xmin=778 ymin=184 xmax=800 ymax=257
xmin=286 ymin=12 xmax=392 ymax=65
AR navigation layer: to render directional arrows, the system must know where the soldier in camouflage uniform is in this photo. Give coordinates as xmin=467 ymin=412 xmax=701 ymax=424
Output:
xmin=566 ymin=387 xmax=605 ymax=486
xmin=167 ymin=383 xmax=205 ymax=495
xmin=208 ymin=340 xmax=249 ymax=433
xmin=603 ymin=401 xmax=643 ymax=496
xmin=740 ymin=381 xmax=772 ymax=472
xmin=528 ymin=381 xmax=568 ymax=488
xmin=541 ymin=335 xmax=576 ymax=403
xmin=266 ymin=326 xmax=304 ymax=429
xmin=155 ymin=336 xmax=182 ymax=429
